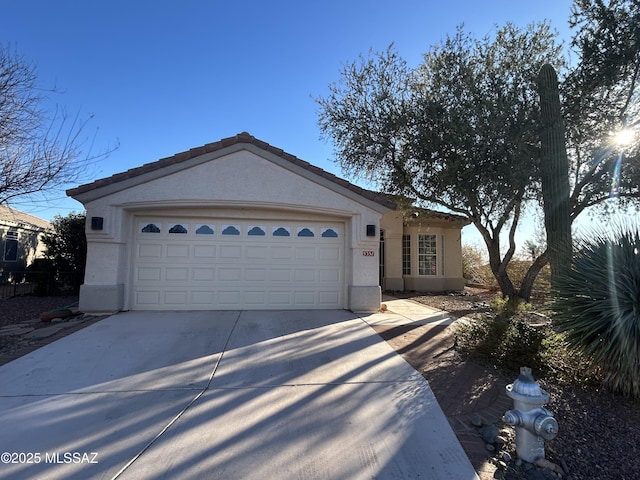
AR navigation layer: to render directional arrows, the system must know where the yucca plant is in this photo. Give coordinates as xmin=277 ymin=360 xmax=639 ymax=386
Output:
xmin=552 ymin=223 xmax=640 ymax=398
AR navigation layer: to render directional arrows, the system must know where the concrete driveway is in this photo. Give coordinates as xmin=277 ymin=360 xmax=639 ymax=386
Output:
xmin=0 ymin=310 xmax=478 ymax=480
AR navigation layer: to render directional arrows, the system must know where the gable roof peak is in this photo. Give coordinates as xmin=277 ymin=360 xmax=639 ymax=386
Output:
xmin=66 ymin=132 xmax=396 ymax=211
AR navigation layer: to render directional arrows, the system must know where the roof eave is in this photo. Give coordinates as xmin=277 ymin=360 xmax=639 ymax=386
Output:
xmin=67 ymin=132 xmax=397 ymax=212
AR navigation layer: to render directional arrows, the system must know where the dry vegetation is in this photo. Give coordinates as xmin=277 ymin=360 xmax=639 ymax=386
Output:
xmin=399 ymin=286 xmax=640 ymax=479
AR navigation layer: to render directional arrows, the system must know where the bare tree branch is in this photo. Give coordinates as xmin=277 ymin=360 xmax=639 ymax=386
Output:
xmin=0 ymin=44 xmax=116 ymax=206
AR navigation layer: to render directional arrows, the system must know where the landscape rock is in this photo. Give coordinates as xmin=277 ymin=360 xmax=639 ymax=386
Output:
xmin=524 ymin=468 xmax=546 ymax=480
xmin=39 ymin=309 xmax=72 ymax=322
xmin=0 ymin=325 xmax=35 ymax=336
xmin=480 ymin=424 xmax=500 ymax=444
xmin=534 ymin=458 xmax=563 ymax=474
xmin=495 ymin=435 xmax=508 ymax=445
xmin=471 ymin=413 xmax=484 ymax=427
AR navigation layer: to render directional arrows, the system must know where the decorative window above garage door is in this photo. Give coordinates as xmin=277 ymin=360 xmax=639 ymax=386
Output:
xmin=169 ymin=224 xmax=188 ymax=234
xmin=141 ymin=223 xmax=161 ymax=233
xmin=273 ymin=226 xmax=291 ymax=237
xmin=222 ymin=225 xmax=241 ymax=235
xmin=248 ymin=226 xmax=266 ymax=236
xmin=195 ymin=225 xmax=214 ymax=235
xmin=138 ymin=220 xmax=341 ymax=240
xmin=297 ymin=227 xmax=315 ymax=237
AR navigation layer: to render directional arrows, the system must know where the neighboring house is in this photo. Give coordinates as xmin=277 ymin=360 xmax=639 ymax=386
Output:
xmin=0 ymin=206 xmax=51 ymax=281
xmin=67 ymin=132 xmax=467 ymax=313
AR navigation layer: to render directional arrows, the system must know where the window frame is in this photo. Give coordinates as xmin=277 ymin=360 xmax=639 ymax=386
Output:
xmin=3 ymin=230 xmax=19 ymax=262
xmin=417 ymin=234 xmax=437 ymax=276
xmin=402 ymin=234 xmax=411 ymax=275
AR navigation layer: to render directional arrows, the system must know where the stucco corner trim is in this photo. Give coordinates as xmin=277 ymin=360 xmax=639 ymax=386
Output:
xmin=348 ymin=285 xmax=381 ymax=313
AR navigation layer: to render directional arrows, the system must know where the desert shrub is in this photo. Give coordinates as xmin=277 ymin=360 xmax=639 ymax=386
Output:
xmin=455 ymin=316 xmax=547 ymax=374
xmin=489 ymin=296 xmax=532 ymax=316
xmin=41 ymin=212 xmax=86 ymax=294
xmin=552 ymin=224 xmax=640 ymax=398
xmin=479 ymin=259 xmax=551 ymax=300
xmin=462 ymin=244 xmax=489 ymax=284
xmin=26 ymin=258 xmax=57 ymax=296
xmin=455 ymin=314 xmax=602 ymax=386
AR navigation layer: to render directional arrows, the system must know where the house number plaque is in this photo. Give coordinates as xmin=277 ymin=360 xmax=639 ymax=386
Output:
xmin=362 ymin=250 xmax=375 ymax=257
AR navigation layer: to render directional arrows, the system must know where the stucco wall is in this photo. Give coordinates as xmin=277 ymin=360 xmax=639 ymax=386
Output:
xmin=75 ymin=147 xmax=387 ymax=312
xmin=380 ymin=211 xmax=466 ymax=293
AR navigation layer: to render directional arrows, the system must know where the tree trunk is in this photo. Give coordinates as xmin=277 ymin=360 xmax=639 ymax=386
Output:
xmin=484 ymin=236 xmax=518 ymax=299
xmin=518 ymin=250 xmax=549 ymax=302
xmin=537 ymin=64 xmax=572 ymax=289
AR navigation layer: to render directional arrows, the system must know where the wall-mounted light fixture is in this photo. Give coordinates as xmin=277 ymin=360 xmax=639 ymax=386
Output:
xmin=91 ymin=217 xmax=104 ymax=231
xmin=366 ymin=224 xmax=376 ymax=237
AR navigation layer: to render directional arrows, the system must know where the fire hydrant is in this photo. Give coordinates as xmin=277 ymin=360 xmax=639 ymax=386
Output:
xmin=502 ymin=367 xmax=558 ymax=463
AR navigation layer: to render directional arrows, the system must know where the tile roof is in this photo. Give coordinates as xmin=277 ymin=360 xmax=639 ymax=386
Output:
xmin=0 ymin=205 xmax=51 ymax=231
xmin=383 ymin=194 xmax=470 ymax=224
xmin=409 ymin=208 xmax=471 ymax=225
xmin=66 ymin=132 xmax=397 ymax=210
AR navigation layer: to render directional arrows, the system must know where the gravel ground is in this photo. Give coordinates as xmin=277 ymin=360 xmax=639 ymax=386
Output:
xmin=1 ymin=292 xmax=638 ymax=478
xmin=405 ymin=289 xmax=640 ymax=480
xmin=0 ymin=295 xmax=80 ymax=361
xmin=0 ymin=295 xmax=79 ymax=327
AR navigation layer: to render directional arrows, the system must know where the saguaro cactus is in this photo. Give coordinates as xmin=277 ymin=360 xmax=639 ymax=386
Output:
xmin=537 ymin=64 xmax=571 ymax=289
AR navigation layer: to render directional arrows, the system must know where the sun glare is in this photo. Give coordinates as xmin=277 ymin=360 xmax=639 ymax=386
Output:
xmin=614 ymin=128 xmax=634 ymax=146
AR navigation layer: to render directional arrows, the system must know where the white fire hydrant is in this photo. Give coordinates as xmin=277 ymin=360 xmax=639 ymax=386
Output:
xmin=502 ymin=367 xmax=558 ymax=463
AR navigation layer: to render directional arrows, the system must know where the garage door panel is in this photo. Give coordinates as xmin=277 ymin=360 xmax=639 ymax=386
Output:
xmin=137 ymin=267 xmax=162 ymax=281
xmin=165 ymin=267 xmax=189 ymax=281
xmin=243 ymin=291 xmax=266 ymax=305
xmin=268 ymin=291 xmax=291 ymax=305
xmin=294 ymin=291 xmax=316 ymax=305
xmin=193 ymin=245 xmax=216 ymax=258
xmin=319 ymin=246 xmax=341 ymax=261
xmin=319 ymin=269 xmax=340 ymax=283
xmin=138 ymin=244 xmax=162 ymax=258
xmin=269 ymin=269 xmax=291 ymax=282
xmin=136 ymin=291 xmax=161 ymax=306
xmin=220 ymin=245 xmax=242 ymax=259
xmin=191 ymin=291 xmax=215 ymax=305
xmin=218 ymin=291 xmax=242 ymax=305
xmin=295 ymin=247 xmax=316 ymax=261
xmin=219 ymin=268 xmax=242 ymax=281
xmin=164 ymin=291 xmax=188 ymax=305
xmin=246 ymin=246 xmax=268 ymax=260
xmin=245 ymin=268 xmax=267 ymax=281
xmin=319 ymin=291 xmax=340 ymax=305
xmin=192 ymin=268 xmax=215 ymax=281
xmin=270 ymin=246 xmax=292 ymax=259
xmin=166 ymin=244 xmax=189 ymax=258
xmin=133 ymin=218 xmax=345 ymax=310
xmin=294 ymin=269 xmax=316 ymax=282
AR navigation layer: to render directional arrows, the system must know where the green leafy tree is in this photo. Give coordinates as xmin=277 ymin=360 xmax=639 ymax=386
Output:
xmin=318 ymin=23 xmax=564 ymax=301
xmin=562 ymin=0 xmax=640 ymax=220
xmin=317 ymin=1 xmax=640 ymax=301
xmin=41 ymin=212 xmax=87 ymax=293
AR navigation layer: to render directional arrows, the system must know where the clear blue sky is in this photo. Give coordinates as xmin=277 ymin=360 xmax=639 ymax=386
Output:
xmin=2 ymin=0 xmax=575 ymax=249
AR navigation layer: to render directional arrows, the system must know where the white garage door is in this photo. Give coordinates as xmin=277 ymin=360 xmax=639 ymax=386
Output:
xmin=131 ymin=217 xmax=345 ymax=310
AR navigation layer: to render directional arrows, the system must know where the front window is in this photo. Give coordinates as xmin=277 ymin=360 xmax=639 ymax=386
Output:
xmin=418 ymin=234 xmax=437 ymax=276
xmin=3 ymin=230 xmax=18 ymax=262
xmin=402 ymin=235 xmax=411 ymax=275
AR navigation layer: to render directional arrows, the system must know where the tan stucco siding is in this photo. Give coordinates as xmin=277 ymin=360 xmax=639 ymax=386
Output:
xmin=380 ymin=211 xmax=466 ymax=292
